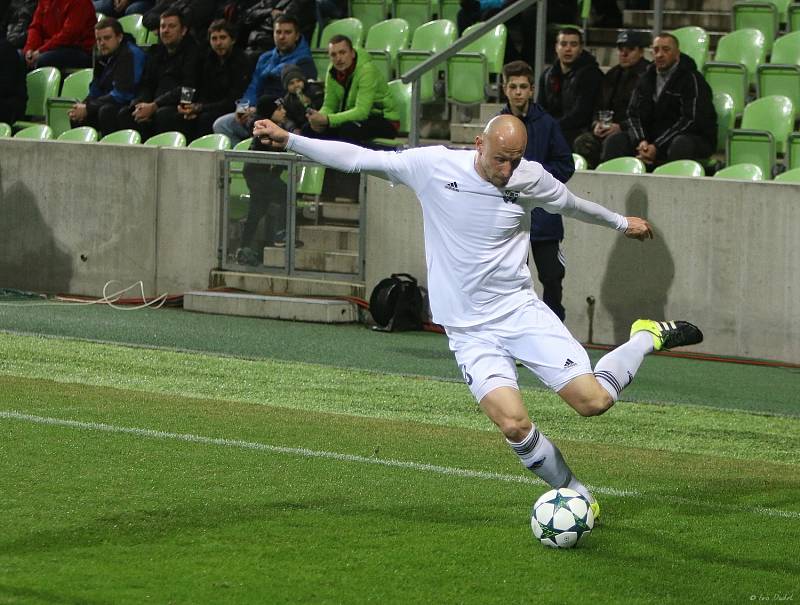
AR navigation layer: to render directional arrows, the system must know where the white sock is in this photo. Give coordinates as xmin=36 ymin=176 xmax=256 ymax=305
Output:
xmin=507 ymin=426 xmax=592 ymax=502
xmin=593 ymin=331 xmax=654 ymax=402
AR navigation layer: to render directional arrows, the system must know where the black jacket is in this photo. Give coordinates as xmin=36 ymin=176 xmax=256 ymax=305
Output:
xmin=2 ymin=0 xmax=36 ymax=48
xmin=536 ymin=50 xmax=603 ymax=141
xmin=85 ymin=35 xmax=146 ymax=119
xmin=0 ymin=37 xmax=26 ymax=123
xmin=239 ymin=0 xmax=315 ymax=61
xmin=597 ymin=56 xmax=649 ymax=126
xmin=196 ymin=46 xmax=251 ymax=118
xmin=625 ymin=53 xmax=717 ymax=151
xmin=135 ymin=35 xmax=203 ymax=107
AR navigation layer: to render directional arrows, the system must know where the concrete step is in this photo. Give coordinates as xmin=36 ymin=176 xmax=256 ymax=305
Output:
xmin=479 ymin=103 xmax=505 ymax=123
xmin=661 ymin=0 xmax=732 ymax=10
xmin=624 ymin=10 xmax=731 ymax=31
xmin=209 ymin=270 xmax=366 ymax=298
xmin=297 ymin=224 xmax=360 ymax=252
xmin=317 ymin=200 xmax=360 ymax=223
xmin=184 ymin=291 xmax=359 ymax=323
xmin=450 ymin=122 xmax=484 ymax=144
xmin=263 ymin=247 xmax=360 ymax=274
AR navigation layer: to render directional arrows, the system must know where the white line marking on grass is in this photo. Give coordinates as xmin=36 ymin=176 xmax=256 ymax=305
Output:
xmin=3 ymin=410 xmax=799 ymax=520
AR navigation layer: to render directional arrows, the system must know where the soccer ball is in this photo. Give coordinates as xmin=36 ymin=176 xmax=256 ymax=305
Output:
xmin=531 ymin=488 xmax=594 ymax=548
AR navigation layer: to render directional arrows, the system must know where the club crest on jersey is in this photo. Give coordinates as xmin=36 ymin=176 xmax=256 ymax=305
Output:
xmin=502 ymin=189 xmax=520 ymax=203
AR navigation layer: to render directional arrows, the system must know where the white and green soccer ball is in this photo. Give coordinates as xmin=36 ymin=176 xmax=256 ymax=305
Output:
xmin=531 ymin=488 xmax=594 ymax=548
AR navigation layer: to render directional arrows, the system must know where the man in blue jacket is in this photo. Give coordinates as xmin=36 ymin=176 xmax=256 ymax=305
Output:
xmin=213 ymin=15 xmax=315 ymax=144
xmin=68 ymin=17 xmax=146 ymax=136
xmin=499 ymin=60 xmax=574 ymax=321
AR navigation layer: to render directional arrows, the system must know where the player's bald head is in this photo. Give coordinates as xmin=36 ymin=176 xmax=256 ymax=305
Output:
xmin=474 ymin=115 xmax=527 ymax=188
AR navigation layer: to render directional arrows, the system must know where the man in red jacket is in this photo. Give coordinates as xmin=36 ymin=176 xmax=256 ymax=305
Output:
xmin=23 ymin=0 xmax=96 ymax=69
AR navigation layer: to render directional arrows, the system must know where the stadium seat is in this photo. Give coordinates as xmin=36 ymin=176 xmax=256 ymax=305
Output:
xmin=144 ymin=131 xmax=187 ymax=147
xmin=188 ymin=133 xmax=231 ymax=150
xmin=727 ymin=95 xmax=794 ymax=177
xmin=145 ymin=28 xmax=159 ymax=45
xmin=13 ymin=124 xmax=53 ymax=139
xmin=440 ymin=0 xmax=459 ymax=23
xmin=56 ymin=126 xmax=98 ymax=142
xmin=791 ymin=3 xmax=800 ymax=31
xmin=46 ymin=68 xmax=94 ymax=138
xmin=733 ymin=2 xmax=779 ymax=54
xmin=773 ymin=165 xmax=800 ymax=181
xmin=371 ymin=79 xmax=411 ymax=147
xmin=446 ymin=53 xmax=488 ymax=106
xmin=459 ymin=22 xmax=507 ymax=80
xmin=118 ymin=13 xmax=149 ymax=46
xmin=365 ymin=18 xmax=411 ymax=81
xmin=572 ymin=153 xmax=588 ymax=170
xmin=703 ymin=28 xmax=767 ymax=112
xmin=770 ymin=0 xmax=793 ymax=24
xmin=296 ymin=163 xmax=326 ymax=200
xmin=714 ymin=91 xmax=736 ymax=153
xmin=350 ymin=0 xmax=388 ymax=33
xmin=14 ymin=67 xmax=61 ymax=130
xmin=100 ymin=129 xmax=142 ymax=144
xmin=595 ymin=157 xmax=646 ymax=174
xmin=653 ymin=159 xmax=705 ymax=176
xmin=713 ymin=162 xmax=764 ymax=180
xmin=787 ymin=131 xmax=800 ymax=169
xmin=0 ymin=122 xmax=11 ymax=137
xmin=398 ymin=19 xmax=457 ymax=103
xmin=672 ymin=26 xmax=709 ymax=71
xmin=394 ymin=0 xmax=437 ymax=32
xmin=756 ymin=31 xmax=800 ymax=118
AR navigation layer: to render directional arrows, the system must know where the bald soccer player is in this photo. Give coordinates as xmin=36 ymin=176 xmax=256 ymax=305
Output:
xmin=253 ymin=115 xmax=703 ymax=517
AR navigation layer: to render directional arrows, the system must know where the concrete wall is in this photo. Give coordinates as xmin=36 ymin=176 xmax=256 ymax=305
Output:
xmin=0 ymin=139 xmax=218 ymax=297
xmin=365 ymin=173 xmax=800 ymax=364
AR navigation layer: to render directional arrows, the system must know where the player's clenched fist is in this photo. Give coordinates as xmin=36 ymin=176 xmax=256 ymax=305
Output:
xmin=252 ymin=119 xmax=290 ymax=150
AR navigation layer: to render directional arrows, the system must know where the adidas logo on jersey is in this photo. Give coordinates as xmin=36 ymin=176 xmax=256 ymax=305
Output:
xmin=445 ymin=181 xmax=459 ymax=191
xmin=563 ymin=358 xmax=576 ymax=368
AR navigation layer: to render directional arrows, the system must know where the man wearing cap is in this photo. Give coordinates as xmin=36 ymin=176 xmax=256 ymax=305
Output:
xmin=573 ymin=29 xmax=651 ymax=168
xmin=601 ymin=32 xmax=716 ymax=167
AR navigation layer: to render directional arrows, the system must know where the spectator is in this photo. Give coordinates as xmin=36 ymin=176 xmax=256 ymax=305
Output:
xmin=68 ymin=17 xmax=147 ymax=136
xmin=457 ymin=0 xmax=504 ymax=36
xmin=23 ymin=0 xmax=96 ymax=70
xmin=573 ymin=29 xmax=651 ymax=168
xmin=279 ymin=63 xmax=323 ymax=133
xmin=2 ymin=0 xmax=37 ymax=49
xmin=143 ymin=0 xmax=217 ymax=45
xmin=93 ymin=0 xmax=155 ymax=19
xmin=116 ymin=8 xmax=202 ymax=139
xmin=165 ymin=19 xmax=250 ymax=140
xmin=0 ymin=36 xmax=27 ymax=124
xmin=213 ymin=15 xmax=314 ymax=144
xmin=238 ymin=0 xmax=315 ymax=61
xmin=498 ymin=60 xmax=574 ymax=321
xmin=303 ymin=35 xmax=398 ymax=144
xmin=536 ymin=27 xmax=603 ymax=150
xmin=601 ymin=33 xmax=717 ymax=168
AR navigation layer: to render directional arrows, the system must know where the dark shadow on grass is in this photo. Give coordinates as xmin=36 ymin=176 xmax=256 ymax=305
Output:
xmin=0 ymin=583 xmax=111 ymax=605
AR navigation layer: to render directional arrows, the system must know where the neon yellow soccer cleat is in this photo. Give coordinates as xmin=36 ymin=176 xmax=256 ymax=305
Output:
xmin=590 ymin=501 xmax=601 ymax=522
xmin=630 ymin=319 xmax=704 ymax=351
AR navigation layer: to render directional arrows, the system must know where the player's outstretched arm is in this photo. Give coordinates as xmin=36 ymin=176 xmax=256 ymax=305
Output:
xmin=623 ymin=216 xmax=654 ymax=240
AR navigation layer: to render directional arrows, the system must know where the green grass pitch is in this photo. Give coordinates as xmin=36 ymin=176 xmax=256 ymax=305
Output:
xmin=0 ymin=311 xmax=799 ymax=604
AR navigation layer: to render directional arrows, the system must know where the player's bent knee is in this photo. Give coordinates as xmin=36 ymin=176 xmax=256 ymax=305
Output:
xmin=575 ymin=395 xmax=613 ymax=417
xmin=557 ymin=375 xmax=614 ymax=417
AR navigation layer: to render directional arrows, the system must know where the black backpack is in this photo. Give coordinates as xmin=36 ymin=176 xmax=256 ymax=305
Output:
xmin=369 ymin=273 xmax=426 ymax=332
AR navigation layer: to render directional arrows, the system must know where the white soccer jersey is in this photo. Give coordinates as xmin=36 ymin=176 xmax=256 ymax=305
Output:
xmin=286 ymin=136 xmax=628 ymax=327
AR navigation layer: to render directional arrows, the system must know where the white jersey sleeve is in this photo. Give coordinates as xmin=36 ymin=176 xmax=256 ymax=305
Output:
xmin=286 ymin=133 xmax=437 ymax=192
xmin=509 ymin=161 xmax=629 ymax=232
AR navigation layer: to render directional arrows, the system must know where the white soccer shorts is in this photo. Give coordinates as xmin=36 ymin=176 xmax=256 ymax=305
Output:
xmin=444 ymin=299 xmax=592 ymax=403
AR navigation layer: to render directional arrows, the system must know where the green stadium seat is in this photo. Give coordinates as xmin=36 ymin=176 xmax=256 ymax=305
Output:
xmin=595 ymin=157 xmax=646 ymax=174
xmin=144 ymin=131 xmax=187 ymax=147
xmin=459 ymin=22 xmax=507 ymax=79
xmin=188 ymin=133 xmax=232 ymax=150
xmin=145 ymin=28 xmax=159 ymax=45
xmin=297 ymin=163 xmax=326 ymax=197
xmin=572 ymin=153 xmax=588 ymax=170
xmin=46 ymin=68 xmax=94 ymax=138
xmin=703 ymin=28 xmax=767 ymax=110
xmin=365 ymin=18 xmax=411 ymax=81
xmin=672 ymin=26 xmax=709 ymax=71
xmin=350 ymin=0 xmax=388 ymax=33
xmin=713 ymin=162 xmax=764 ymax=180
xmin=14 ymin=124 xmax=53 ymax=139
xmin=653 ymin=159 xmax=705 ymax=176
xmin=118 ymin=13 xmax=149 ymax=46
xmin=56 ymin=126 xmax=99 ymax=142
xmin=14 ymin=67 xmax=61 ymax=130
xmin=714 ymin=91 xmax=736 ymax=153
xmin=787 ymin=131 xmax=800 ymax=169
xmin=0 ymin=122 xmax=11 ymax=137
xmin=371 ymin=79 xmax=412 ymax=148
xmin=394 ymin=0 xmax=436 ymax=32
xmin=398 ymin=19 xmax=457 ymax=103
xmin=446 ymin=53 xmax=488 ymax=106
xmin=756 ymin=31 xmax=800 ymax=118
xmin=791 ymin=3 xmax=800 ymax=31
xmin=440 ymin=0 xmax=459 ymax=23
xmin=773 ymin=165 xmax=800 ymax=181
xmin=769 ymin=0 xmax=793 ymax=24
xmin=100 ymin=129 xmax=142 ymax=144
xmin=727 ymin=95 xmax=794 ymax=176
xmin=318 ymin=17 xmax=365 ymax=47
xmin=733 ymin=2 xmax=779 ymax=54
